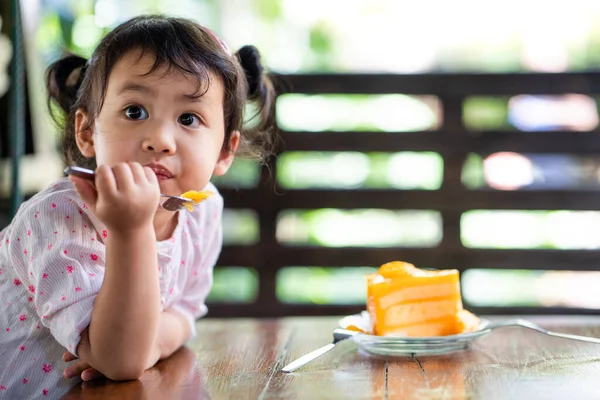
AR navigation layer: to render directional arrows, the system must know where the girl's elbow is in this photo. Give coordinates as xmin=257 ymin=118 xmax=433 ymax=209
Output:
xmin=97 ymin=356 xmax=149 ymax=381
xmin=103 ymin=364 xmax=146 ymax=381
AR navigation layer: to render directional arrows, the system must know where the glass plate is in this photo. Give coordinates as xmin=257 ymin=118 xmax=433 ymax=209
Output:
xmin=339 ymin=312 xmax=491 ymax=356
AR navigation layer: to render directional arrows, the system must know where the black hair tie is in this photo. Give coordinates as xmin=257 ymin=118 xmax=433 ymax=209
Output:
xmin=78 ymin=61 xmax=89 ymax=84
xmin=237 ymin=45 xmax=263 ymax=98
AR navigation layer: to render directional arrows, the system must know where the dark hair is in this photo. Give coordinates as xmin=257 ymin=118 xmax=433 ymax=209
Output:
xmin=46 ymin=15 xmax=277 ymax=169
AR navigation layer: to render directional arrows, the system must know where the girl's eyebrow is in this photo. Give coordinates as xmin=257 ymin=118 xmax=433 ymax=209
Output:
xmin=118 ymin=82 xmax=204 ymax=102
xmin=118 ymin=82 xmax=156 ymax=96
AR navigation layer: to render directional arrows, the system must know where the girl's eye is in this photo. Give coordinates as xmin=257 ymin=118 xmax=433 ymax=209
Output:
xmin=124 ymin=106 xmax=148 ymax=120
xmin=178 ymin=113 xmax=201 ymax=128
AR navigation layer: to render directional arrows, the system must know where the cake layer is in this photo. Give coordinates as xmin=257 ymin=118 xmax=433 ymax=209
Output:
xmin=381 ymin=316 xmax=459 ymax=337
xmin=376 ymin=283 xmax=460 ymax=309
xmin=384 ymin=299 xmax=462 ymax=327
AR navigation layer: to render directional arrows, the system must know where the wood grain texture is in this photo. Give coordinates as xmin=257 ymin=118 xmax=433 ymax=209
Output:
xmin=61 ymin=316 xmax=600 ymax=399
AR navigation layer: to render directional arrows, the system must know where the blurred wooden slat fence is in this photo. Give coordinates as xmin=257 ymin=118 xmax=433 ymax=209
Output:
xmin=208 ymin=72 xmax=600 ymax=318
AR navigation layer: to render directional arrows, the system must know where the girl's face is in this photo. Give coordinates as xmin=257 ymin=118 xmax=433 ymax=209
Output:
xmin=75 ymin=50 xmax=238 ymax=199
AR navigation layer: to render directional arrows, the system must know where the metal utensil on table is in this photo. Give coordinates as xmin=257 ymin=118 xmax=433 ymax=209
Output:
xmin=483 ymin=318 xmax=600 ymax=344
xmin=281 ymin=329 xmax=358 ymax=373
xmin=64 ymin=166 xmax=194 ymax=212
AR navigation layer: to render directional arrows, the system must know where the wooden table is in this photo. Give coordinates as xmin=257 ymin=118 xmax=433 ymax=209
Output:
xmin=61 ymin=316 xmax=600 ymax=399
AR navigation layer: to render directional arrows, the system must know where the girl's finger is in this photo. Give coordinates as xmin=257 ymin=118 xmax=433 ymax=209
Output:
xmin=63 ymin=351 xmax=77 ymax=362
xmin=112 ymin=162 xmax=135 ymax=191
xmin=95 ymin=164 xmax=118 ymax=196
xmin=64 ymin=365 xmax=82 ymax=379
xmin=143 ymin=166 xmax=158 ymax=184
xmin=64 ymin=360 xmax=91 ymax=379
xmin=129 ymin=162 xmax=146 ymax=184
xmin=81 ymin=368 xmax=104 ymax=381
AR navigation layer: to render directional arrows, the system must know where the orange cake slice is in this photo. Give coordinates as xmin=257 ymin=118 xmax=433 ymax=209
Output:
xmin=365 ymin=261 xmax=479 ymax=337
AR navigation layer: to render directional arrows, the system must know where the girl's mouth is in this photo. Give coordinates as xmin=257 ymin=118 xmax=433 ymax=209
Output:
xmin=144 ymin=163 xmax=173 ymax=180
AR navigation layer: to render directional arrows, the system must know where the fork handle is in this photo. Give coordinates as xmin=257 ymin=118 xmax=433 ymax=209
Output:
xmin=281 ymin=343 xmax=337 ymax=373
xmin=64 ymin=166 xmax=95 ymax=181
xmin=281 ymin=329 xmax=358 ymax=373
xmin=488 ymin=319 xmax=600 ymax=344
xmin=543 ymin=330 xmax=600 ymax=344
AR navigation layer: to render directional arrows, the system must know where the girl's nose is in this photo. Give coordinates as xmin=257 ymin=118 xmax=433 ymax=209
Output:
xmin=142 ymin=128 xmax=176 ymax=154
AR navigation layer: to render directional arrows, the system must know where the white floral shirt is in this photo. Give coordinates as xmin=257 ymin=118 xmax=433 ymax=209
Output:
xmin=0 ymin=178 xmax=222 ymax=399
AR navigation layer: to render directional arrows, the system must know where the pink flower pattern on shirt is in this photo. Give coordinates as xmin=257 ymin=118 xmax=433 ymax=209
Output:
xmin=0 ymin=179 xmax=222 ymax=398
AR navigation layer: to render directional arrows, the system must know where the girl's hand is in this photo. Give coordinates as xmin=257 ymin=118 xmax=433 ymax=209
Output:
xmin=70 ymin=162 xmax=160 ymax=232
xmin=63 ymin=351 xmax=105 ymax=381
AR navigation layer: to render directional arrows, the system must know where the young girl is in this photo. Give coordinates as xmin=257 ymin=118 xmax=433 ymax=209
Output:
xmin=0 ymin=14 xmax=275 ymax=398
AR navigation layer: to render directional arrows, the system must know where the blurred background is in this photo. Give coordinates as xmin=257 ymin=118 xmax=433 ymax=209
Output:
xmin=3 ymin=0 xmax=600 ymax=317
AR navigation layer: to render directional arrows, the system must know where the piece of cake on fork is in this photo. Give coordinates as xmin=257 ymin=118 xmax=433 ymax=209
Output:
xmin=365 ymin=261 xmax=480 ymax=337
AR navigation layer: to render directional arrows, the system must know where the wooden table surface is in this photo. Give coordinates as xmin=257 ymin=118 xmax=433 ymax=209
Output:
xmin=60 ymin=315 xmax=600 ymax=399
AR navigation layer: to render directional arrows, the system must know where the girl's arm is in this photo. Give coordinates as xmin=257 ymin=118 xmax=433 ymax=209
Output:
xmin=78 ymin=227 xmax=162 ymax=381
xmin=71 ymin=164 xmax=163 ymax=380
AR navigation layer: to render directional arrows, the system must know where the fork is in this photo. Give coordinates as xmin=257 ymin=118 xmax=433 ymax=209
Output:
xmin=64 ymin=166 xmax=194 ymax=212
xmin=482 ymin=318 xmax=600 ymax=344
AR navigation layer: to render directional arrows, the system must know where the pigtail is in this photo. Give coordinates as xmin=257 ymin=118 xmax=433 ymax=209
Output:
xmin=46 ymin=54 xmax=88 ymax=119
xmin=235 ymin=45 xmax=278 ymax=162
xmin=45 ymin=53 xmax=92 ymax=168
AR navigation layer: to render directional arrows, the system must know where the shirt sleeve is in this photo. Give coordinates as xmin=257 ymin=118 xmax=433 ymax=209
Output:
xmin=10 ymin=190 xmax=106 ymax=356
xmin=170 ymin=191 xmax=223 ymax=339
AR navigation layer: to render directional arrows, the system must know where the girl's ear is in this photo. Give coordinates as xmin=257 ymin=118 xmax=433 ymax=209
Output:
xmin=214 ymin=131 xmax=240 ymax=176
xmin=75 ymin=109 xmax=96 ymax=158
